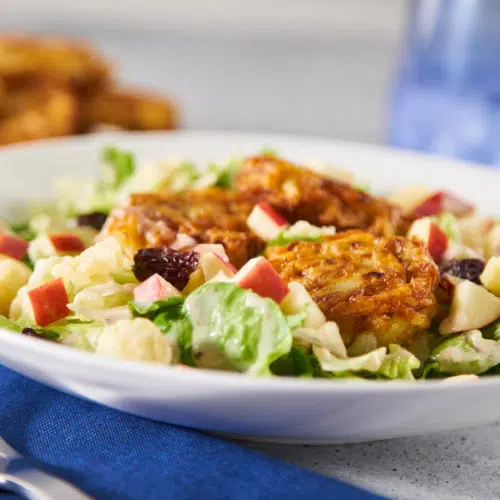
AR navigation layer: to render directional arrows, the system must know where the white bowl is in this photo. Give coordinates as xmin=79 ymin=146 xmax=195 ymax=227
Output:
xmin=1 ymin=131 xmax=500 ymax=444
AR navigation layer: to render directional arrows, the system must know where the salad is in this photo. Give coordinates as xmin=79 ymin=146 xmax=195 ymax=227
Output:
xmin=1 ymin=146 xmax=500 ymax=382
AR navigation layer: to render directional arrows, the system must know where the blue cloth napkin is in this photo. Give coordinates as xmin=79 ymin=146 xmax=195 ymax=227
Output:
xmin=0 ymin=364 xmax=384 ymax=500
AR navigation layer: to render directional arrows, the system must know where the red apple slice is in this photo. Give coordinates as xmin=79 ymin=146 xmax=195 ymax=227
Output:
xmin=0 ymin=233 xmax=28 ymax=260
xmin=134 ymin=273 xmax=181 ymax=303
xmin=48 ymin=233 xmax=85 ymax=253
xmin=411 ymin=191 xmax=474 ymax=218
xmin=200 ymin=252 xmax=237 ymax=281
xmin=193 ymin=243 xmax=230 ymax=262
xmin=235 ymin=256 xmax=289 ymax=303
xmin=408 ymin=217 xmax=449 ymax=263
xmin=246 ymin=202 xmax=289 ymax=241
xmin=28 ymin=277 xmax=70 ymax=326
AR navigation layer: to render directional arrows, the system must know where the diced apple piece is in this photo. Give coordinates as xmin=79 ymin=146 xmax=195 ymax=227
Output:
xmin=436 ymin=274 xmax=462 ymax=305
xmin=0 ymin=256 xmax=31 ymax=316
xmin=408 ymin=217 xmax=449 ymax=263
xmin=246 ymin=202 xmax=289 ymax=241
xmin=133 ymin=273 xmax=181 ymax=303
xmin=193 ymin=243 xmax=230 ymax=262
xmin=235 ymin=256 xmax=289 ymax=303
xmin=170 ymin=233 xmax=197 ymax=251
xmin=199 ymin=252 xmax=236 ymax=281
xmin=181 ymin=268 xmax=205 ymax=295
xmin=388 ymin=185 xmax=432 ymax=214
xmin=457 ymin=216 xmax=492 ymax=252
xmin=49 ymin=233 xmax=85 ymax=253
xmin=411 ymin=191 xmax=474 ymax=218
xmin=480 ymin=257 xmax=500 ymax=296
xmin=444 ymin=241 xmax=484 ymax=262
xmin=28 ymin=277 xmax=70 ymax=326
xmin=439 ymin=280 xmax=500 ymax=335
xmin=280 ymin=281 xmax=326 ymax=329
xmin=28 ymin=233 xmax=85 ymax=261
xmin=486 ymin=225 xmax=500 ymax=258
xmin=0 ymin=233 xmax=28 ymax=260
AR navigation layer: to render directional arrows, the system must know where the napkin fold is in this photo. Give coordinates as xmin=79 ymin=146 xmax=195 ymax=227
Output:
xmin=0 ymin=364 xmax=384 ymax=499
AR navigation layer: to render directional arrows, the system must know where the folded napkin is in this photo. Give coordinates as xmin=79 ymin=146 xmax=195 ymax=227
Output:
xmin=0 ymin=364 xmax=384 ymax=500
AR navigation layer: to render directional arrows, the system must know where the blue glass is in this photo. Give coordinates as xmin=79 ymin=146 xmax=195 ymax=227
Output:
xmin=389 ymin=0 xmax=500 ymax=165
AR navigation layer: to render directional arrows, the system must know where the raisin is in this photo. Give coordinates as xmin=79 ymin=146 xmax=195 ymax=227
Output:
xmin=133 ymin=247 xmax=200 ymax=290
xmin=76 ymin=212 xmax=108 ymax=231
xmin=440 ymin=259 xmax=485 ymax=283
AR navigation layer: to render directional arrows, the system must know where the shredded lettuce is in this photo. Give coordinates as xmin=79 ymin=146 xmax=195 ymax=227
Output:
xmin=424 ymin=330 xmax=500 ymax=376
xmin=0 ymin=315 xmax=22 ymax=332
xmin=270 ymin=346 xmax=314 ymax=377
xmin=313 ymin=345 xmax=387 ymax=376
xmin=132 ymin=283 xmax=293 ymax=375
xmin=102 ymin=147 xmax=136 ymax=188
xmin=267 ymin=221 xmax=335 ymax=247
xmin=194 ymin=158 xmax=242 ymax=189
xmin=378 ymin=344 xmax=420 ymax=380
xmin=268 ymin=232 xmax=320 ymax=247
xmin=482 ymin=320 xmax=500 ymax=341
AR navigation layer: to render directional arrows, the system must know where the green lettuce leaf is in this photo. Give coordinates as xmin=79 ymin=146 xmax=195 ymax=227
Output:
xmin=0 ymin=314 xmax=60 ymax=340
xmin=267 ymin=232 xmax=320 ymax=247
xmin=482 ymin=320 xmax=500 ymax=341
xmin=102 ymin=147 xmax=136 ymax=188
xmin=183 ymin=282 xmax=292 ymax=375
xmin=313 ymin=345 xmax=387 ymax=375
xmin=0 ymin=315 xmax=23 ymax=333
xmin=203 ymin=158 xmax=242 ymax=189
xmin=130 ymin=296 xmax=192 ymax=364
xmin=130 ymin=296 xmax=185 ymax=318
xmin=285 ymin=312 xmax=306 ymax=330
xmin=270 ymin=346 xmax=314 ymax=377
xmin=378 ymin=344 xmax=420 ymax=380
xmin=424 ymin=330 xmax=500 ymax=376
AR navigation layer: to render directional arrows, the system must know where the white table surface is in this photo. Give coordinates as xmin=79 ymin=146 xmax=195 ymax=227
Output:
xmin=0 ymin=23 xmax=495 ymax=500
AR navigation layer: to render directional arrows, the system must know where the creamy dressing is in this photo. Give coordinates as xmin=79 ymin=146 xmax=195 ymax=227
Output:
xmin=184 ymin=282 xmax=291 ymax=374
xmin=435 ymin=330 xmax=500 ymax=374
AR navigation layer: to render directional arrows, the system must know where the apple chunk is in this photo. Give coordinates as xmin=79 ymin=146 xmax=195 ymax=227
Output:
xmin=408 ymin=217 xmax=449 ymax=263
xmin=0 ymin=256 xmax=31 ymax=315
xmin=280 ymin=281 xmax=326 ymax=329
xmin=28 ymin=278 xmax=70 ymax=326
xmin=246 ymin=202 xmax=289 ymax=241
xmin=0 ymin=233 xmax=28 ymax=260
xmin=28 ymin=233 xmax=85 ymax=261
xmin=388 ymin=185 xmax=432 ymax=214
xmin=199 ymin=252 xmax=236 ymax=281
xmin=480 ymin=257 xmax=500 ymax=296
xmin=49 ymin=233 xmax=85 ymax=253
xmin=411 ymin=191 xmax=474 ymax=218
xmin=193 ymin=244 xmax=230 ymax=262
xmin=439 ymin=280 xmax=500 ymax=335
xmin=134 ymin=274 xmax=181 ymax=303
xmin=235 ymin=257 xmax=289 ymax=303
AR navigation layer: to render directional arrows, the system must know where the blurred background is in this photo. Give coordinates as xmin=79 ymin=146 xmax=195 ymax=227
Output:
xmin=2 ymin=0 xmax=500 ymax=165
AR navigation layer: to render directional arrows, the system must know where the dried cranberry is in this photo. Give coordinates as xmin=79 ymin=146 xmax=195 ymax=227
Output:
xmin=133 ymin=247 xmax=200 ymax=290
xmin=76 ymin=212 xmax=108 ymax=231
xmin=440 ymin=259 xmax=485 ymax=283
